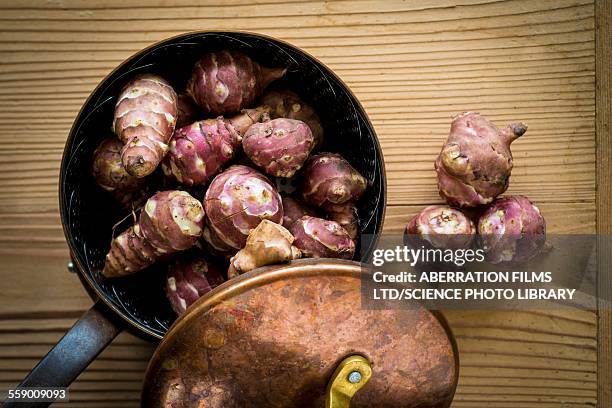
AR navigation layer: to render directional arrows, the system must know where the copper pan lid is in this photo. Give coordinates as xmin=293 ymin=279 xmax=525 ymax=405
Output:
xmin=141 ymin=259 xmax=458 ymax=407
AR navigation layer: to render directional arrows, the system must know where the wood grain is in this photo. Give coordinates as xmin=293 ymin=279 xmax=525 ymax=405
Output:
xmin=0 ymin=0 xmax=600 ymax=407
xmin=595 ymin=0 xmax=612 ymax=406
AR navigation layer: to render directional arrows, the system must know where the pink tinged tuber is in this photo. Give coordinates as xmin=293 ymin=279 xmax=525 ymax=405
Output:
xmin=301 ymin=153 xmax=368 ymax=209
xmin=478 ymin=195 xmax=546 ymax=264
xmin=175 ymin=93 xmax=201 ymax=128
xmin=243 ymin=118 xmax=314 ymax=178
xmin=404 ymin=205 xmax=476 ymax=250
xmin=187 ymin=50 xmax=286 ymax=116
xmin=290 ymin=216 xmax=355 ymax=259
xmin=91 ymin=137 xmax=145 ymax=207
xmin=113 ymin=74 xmax=178 ymax=178
xmin=165 ymin=254 xmax=225 ymax=315
xmin=281 ymin=196 xmax=318 ymax=229
xmin=260 ymin=89 xmax=324 ymax=150
xmin=326 ymin=203 xmax=359 ymax=240
xmin=161 ymin=106 xmax=270 ymax=186
xmin=228 ymin=220 xmax=302 ymax=278
xmin=103 ymin=190 xmax=205 ymax=278
xmin=204 ymin=165 xmax=283 ymax=251
xmin=435 ymin=112 xmax=527 ymax=208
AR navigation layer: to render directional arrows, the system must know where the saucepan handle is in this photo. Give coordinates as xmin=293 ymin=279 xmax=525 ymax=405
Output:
xmin=3 ymin=300 xmax=123 ymax=408
xmin=325 ymin=355 xmax=373 ymax=408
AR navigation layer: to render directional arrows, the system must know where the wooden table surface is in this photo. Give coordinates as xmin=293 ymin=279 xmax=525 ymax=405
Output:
xmin=0 ymin=1 xmax=609 ymax=407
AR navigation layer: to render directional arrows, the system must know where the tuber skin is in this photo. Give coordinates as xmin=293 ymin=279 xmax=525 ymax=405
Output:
xmin=91 ymin=137 xmax=145 ymax=207
xmin=290 ymin=216 xmax=355 ymax=259
xmin=260 ymin=89 xmax=324 ymax=150
xmin=161 ymin=106 xmax=270 ymax=186
xmin=326 ymin=203 xmax=359 ymax=241
xmin=165 ymin=253 xmax=225 ymax=315
xmin=187 ymin=50 xmax=286 ymax=116
xmin=204 ymin=165 xmax=283 ymax=251
xmin=281 ymin=196 xmax=318 ymax=230
xmin=176 ymin=93 xmax=201 ymax=128
xmin=301 ymin=152 xmax=368 ymax=210
xmin=103 ymin=190 xmax=205 ymax=278
xmin=113 ymin=74 xmax=178 ymax=178
xmin=242 ymin=118 xmax=314 ymax=178
xmin=404 ymin=205 xmax=476 ymax=250
xmin=478 ymin=195 xmax=546 ymax=264
xmin=435 ymin=112 xmax=527 ymax=208
xmin=228 ymin=220 xmax=301 ymax=278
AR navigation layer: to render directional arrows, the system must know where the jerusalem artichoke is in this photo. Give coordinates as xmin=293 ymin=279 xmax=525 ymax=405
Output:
xmin=290 ymin=216 xmax=355 ymax=259
xmin=281 ymin=196 xmax=318 ymax=229
xmin=242 ymin=118 xmax=314 ymax=178
xmin=187 ymin=50 xmax=285 ymax=116
xmin=404 ymin=205 xmax=476 ymax=250
xmin=175 ymin=93 xmax=200 ymax=128
xmin=113 ymin=74 xmax=178 ymax=178
xmin=161 ymin=106 xmax=269 ymax=186
xmin=165 ymin=254 xmax=225 ymax=315
xmin=435 ymin=112 xmax=527 ymax=207
xmin=91 ymin=137 xmax=144 ymax=207
xmin=326 ymin=203 xmax=359 ymax=240
xmin=228 ymin=220 xmax=301 ymax=278
xmin=260 ymin=89 xmax=324 ymax=149
xmin=478 ymin=195 xmax=546 ymax=264
xmin=204 ymin=165 xmax=283 ymax=251
xmin=301 ymin=153 xmax=367 ymax=209
xmin=103 ymin=190 xmax=204 ymax=277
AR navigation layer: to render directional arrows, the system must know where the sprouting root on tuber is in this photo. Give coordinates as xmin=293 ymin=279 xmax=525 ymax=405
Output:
xmin=103 ymin=190 xmax=204 ymax=278
xmin=165 ymin=253 xmax=225 ymax=315
xmin=290 ymin=216 xmax=355 ymax=259
xmin=478 ymin=195 xmax=546 ymax=264
xmin=260 ymin=89 xmax=324 ymax=150
xmin=435 ymin=112 xmax=527 ymax=207
xmin=242 ymin=118 xmax=314 ymax=178
xmin=187 ymin=50 xmax=285 ymax=116
xmin=228 ymin=220 xmax=301 ymax=278
xmin=161 ymin=106 xmax=270 ymax=186
xmin=91 ymin=137 xmax=145 ymax=207
xmin=301 ymin=152 xmax=367 ymax=210
xmin=204 ymin=165 xmax=283 ymax=251
xmin=113 ymin=74 xmax=178 ymax=178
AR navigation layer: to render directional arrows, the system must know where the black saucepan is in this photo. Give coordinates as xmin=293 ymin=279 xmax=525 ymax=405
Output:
xmin=5 ymin=31 xmax=386 ymax=408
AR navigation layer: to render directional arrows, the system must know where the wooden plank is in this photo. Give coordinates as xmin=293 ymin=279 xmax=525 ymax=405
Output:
xmin=595 ymin=0 xmax=612 ymax=406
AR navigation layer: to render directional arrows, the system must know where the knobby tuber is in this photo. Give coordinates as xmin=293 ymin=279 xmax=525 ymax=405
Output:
xmin=281 ymin=196 xmax=318 ymax=229
xmin=176 ymin=93 xmax=201 ymax=128
xmin=326 ymin=203 xmax=359 ymax=240
xmin=260 ymin=89 xmax=324 ymax=149
xmin=478 ymin=195 xmax=546 ymax=264
xmin=91 ymin=137 xmax=145 ymax=207
xmin=113 ymin=74 xmax=178 ymax=178
xmin=404 ymin=205 xmax=476 ymax=250
xmin=161 ymin=106 xmax=270 ymax=186
xmin=103 ymin=190 xmax=204 ymax=277
xmin=187 ymin=50 xmax=285 ymax=116
xmin=204 ymin=165 xmax=283 ymax=251
xmin=435 ymin=112 xmax=527 ymax=207
xmin=290 ymin=216 xmax=355 ymax=259
xmin=242 ymin=118 xmax=314 ymax=178
xmin=301 ymin=153 xmax=367 ymax=209
xmin=165 ymin=254 xmax=225 ymax=315
xmin=228 ymin=220 xmax=301 ymax=278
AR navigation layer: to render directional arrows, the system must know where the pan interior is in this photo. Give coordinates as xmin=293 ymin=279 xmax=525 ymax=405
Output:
xmin=60 ymin=32 xmax=385 ymax=338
